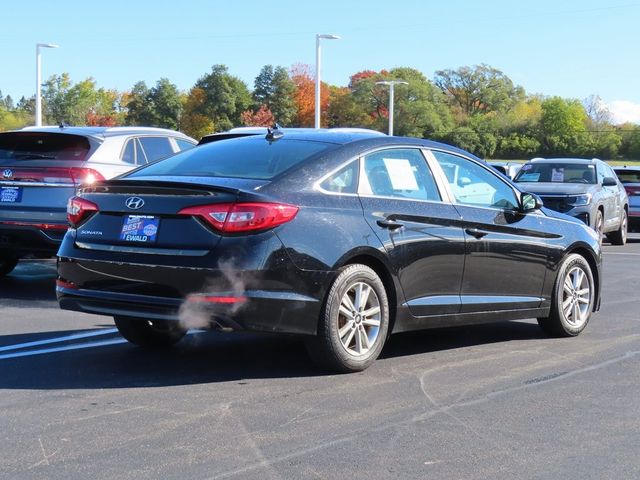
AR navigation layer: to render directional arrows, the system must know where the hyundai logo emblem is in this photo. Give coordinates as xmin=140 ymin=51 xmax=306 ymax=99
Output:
xmin=125 ymin=197 xmax=145 ymax=210
xmin=2 ymin=169 xmax=12 ymax=179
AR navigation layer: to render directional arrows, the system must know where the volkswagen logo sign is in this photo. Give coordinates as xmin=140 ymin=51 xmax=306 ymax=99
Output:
xmin=2 ymin=169 xmax=12 ymax=179
xmin=125 ymin=197 xmax=145 ymax=210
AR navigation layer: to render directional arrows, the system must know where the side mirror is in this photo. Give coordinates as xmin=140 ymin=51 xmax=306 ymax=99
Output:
xmin=602 ymin=176 xmax=617 ymax=187
xmin=521 ymin=192 xmax=543 ymax=212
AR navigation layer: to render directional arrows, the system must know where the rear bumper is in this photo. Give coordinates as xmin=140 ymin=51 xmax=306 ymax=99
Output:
xmin=57 ymin=285 xmax=321 ymax=335
xmin=56 ymin=229 xmax=333 ymax=336
xmin=0 ymin=223 xmax=66 ymax=256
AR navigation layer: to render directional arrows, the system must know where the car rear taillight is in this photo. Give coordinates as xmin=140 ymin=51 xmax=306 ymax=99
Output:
xmin=624 ymin=186 xmax=640 ymax=196
xmin=67 ymin=196 xmax=98 ymax=227
xmin=178 ymin=202 xmax=299 ymax=233
xmin=69 ymin=167 xmax=105 ymax=186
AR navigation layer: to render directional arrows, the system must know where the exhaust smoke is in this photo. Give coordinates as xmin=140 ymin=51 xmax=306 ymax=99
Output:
xmin=177 ymin=259 xmax=249 ymax=331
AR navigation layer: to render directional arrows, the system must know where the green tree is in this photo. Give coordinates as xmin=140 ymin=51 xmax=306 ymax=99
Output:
xmin=434 ymin=64 xmax=525 ymax=117
xmin=125 ymin=78 xmax=182 ymax=129
xmin=618 ymin=124 xmax=640 ymax=159
xmin=191 ymin=64 xmax=251 ymax=132
xmin=327 ymin=85 xmax=372 ymax=128
xmin=538 ymin=97 xmax=591 ymax=156
xmin=42 ymin=73 xmax=120 ymax=126
xmin=348 ymin=67 xmax=453 ymax=138
xmin=251 ymin=65 xmax=297 ymax=126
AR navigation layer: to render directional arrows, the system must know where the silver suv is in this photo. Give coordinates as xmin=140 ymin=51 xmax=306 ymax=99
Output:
xmin=0 ymin=126 xmax=196 ymax=276
xmin=513 ymin=158 xmax=628 ymax=245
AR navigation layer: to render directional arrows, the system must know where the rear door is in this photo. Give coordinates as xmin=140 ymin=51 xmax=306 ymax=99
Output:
xmin=429 ymin=149 xmax=552 ymax=313
xmin=358 ymin=147 xmax=466 ymax=317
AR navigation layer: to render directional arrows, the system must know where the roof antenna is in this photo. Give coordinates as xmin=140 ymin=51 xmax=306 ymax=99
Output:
xmin=266 ymin=123 xmax=284 ymax=142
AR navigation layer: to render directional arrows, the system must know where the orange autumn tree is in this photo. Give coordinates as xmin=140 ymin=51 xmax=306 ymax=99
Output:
xmin=290 ymin=63 xmax=330 ymax=127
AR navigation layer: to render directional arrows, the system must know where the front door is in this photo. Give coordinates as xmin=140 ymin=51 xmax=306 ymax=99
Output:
xmin=430 ymin=150 xmax=552 ymax=313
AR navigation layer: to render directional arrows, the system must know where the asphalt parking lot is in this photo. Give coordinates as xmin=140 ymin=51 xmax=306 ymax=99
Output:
xmin=1 ymin=237 xmax=639 ymax=480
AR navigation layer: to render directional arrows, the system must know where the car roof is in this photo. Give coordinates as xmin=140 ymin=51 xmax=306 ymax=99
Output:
xmin=200 ymin=129 xmax=484 ymax=162
xmin=527 ymin=157 xmax=600 ymax=164
xmin=199 ymin=127 xmax=385 ymax=145
xmin=18 ymin=126 xmax=194 ymax=141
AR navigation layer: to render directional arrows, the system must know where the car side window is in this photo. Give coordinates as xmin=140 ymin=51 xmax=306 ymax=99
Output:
xmin=320 ymin=161 xmax=358 ymax=194
xmin=432 ymin=150 xmax=519 ymax=210
xmin=121 ymin=139 xmax=136 ymax=164
xmin=175 ymin=138 xmax=196 ymax=152
xmin=360 ymin=148 xmax=441 ymax=201
xmin=138 ymin=137 xmax=174 ymax=163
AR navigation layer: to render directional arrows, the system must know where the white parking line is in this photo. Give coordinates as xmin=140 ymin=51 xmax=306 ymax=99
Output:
xmin=603 ymin=252 xmax=640 ymax=256
xmin=0 ymin=330 xmax=202 ymax=361
xmin=0 ymin=338 xmax=128 ymax=360
xmin=0 ymin=328 xmax=119 ymax=353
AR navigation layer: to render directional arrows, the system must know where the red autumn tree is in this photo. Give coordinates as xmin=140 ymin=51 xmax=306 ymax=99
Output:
xmin=241 ymin=104 xmax=275 ymax=126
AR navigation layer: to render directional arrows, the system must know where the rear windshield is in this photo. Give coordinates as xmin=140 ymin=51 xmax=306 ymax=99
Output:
xmin=0 ymin=132 xmax=91 ymax=161
xmin=126 ymin=136 xmax=337 ymax=180
xmin=514 ymin=163 xmax=596 ymax=184
xmin=615 ymin=170 xmax=640 ymax=183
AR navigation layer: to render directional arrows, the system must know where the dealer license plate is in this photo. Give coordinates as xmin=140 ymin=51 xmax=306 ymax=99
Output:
xmin=119 ymin=215 xmax=160 ymax=243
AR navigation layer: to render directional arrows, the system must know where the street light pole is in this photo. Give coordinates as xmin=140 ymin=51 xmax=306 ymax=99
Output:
xmin=35 ymin=43 xmax=59 ymax=127
xmin=314 ymin=33 xmax=340 ymax=129
xmin=375 ymin=80 xmax=408 ymax=136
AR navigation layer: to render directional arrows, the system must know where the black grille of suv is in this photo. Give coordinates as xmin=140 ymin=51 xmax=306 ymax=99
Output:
xmin=539 ymin=195 xmax=575 ymax=213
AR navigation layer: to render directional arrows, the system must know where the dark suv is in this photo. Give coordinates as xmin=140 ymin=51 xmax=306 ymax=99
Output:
xmin=0 ymin=126 xmax=196 ymax=276
xmin=513 ymin=158 xmax=628 ymax=244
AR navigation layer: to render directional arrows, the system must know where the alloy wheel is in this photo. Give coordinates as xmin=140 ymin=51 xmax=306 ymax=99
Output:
xmin=561 ymin=266 xmax=591 ymax=327
xmin=337 ymin=281 xmax=382 ymax=356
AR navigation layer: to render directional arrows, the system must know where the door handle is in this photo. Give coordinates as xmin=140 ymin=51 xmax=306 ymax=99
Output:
xmin=465 ymin=227 xmax=488 ymax=239
xmin=377 ymin=219 xmax=404 ymax=230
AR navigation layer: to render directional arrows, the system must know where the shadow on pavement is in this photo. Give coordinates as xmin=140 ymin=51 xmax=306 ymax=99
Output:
xmin=0 ymin=321 xmax=545 ymax=390
xmin=0 ymin=260 xmax=57 ymax=304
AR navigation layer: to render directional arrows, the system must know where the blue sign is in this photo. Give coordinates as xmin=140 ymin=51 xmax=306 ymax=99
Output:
xmin=0 ymin=187 xmax=22 ymax=203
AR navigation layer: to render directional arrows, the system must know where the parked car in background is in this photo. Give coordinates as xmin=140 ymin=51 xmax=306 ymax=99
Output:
xmin=613 ymin=166 xmax=640 ymax=231
xmin=0 ymin=126 xmax=196 ymax=276
xmin=513 ymin=158 xmax=628 ymax=245
xmin=57 ymin=129 xmax=601 ymax=372
xmin=489 ymin=161 xmax=522 ymax=180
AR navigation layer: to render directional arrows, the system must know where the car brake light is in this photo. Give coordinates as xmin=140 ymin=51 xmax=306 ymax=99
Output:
xmin=178 ymin=202 xmax=299 ymax=233
xmin=69 ymin=167 xmax=105 ymax=185
xmin=67 ymin=196 xmax=99 ymax=227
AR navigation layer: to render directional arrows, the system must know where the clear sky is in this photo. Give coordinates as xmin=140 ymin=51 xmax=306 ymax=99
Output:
xmin=1 ymin=0 xmax=639 ymax=122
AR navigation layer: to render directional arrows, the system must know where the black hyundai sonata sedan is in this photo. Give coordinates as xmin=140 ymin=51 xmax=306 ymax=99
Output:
xmin=57 ymin=129 xmax=602 ymax=372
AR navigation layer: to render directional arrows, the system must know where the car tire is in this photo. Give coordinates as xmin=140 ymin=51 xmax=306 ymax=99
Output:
xmin=594 ymin=209 xmax=604 ymax=244
xmin=607 ymin=209 xmax=627 ymax=246
xmin=114 ymin=316 xmax=187 ymax=348
xmin=0 ymin=254 xmax=19 ymax=278
xmin=305 ymin=264 xmax=389 ymax=373
xmin=537 ymin=253 xmax=594 ymax=337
